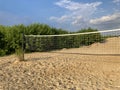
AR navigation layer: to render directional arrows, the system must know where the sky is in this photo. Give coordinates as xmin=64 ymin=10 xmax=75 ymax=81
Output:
xmin=0 ymin=0 xmax=120 ymax=31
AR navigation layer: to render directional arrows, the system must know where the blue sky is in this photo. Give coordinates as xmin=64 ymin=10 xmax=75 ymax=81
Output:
xmin=0 ymin=0 xmax=120 ymax=31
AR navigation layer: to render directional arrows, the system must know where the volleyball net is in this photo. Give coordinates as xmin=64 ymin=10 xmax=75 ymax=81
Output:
xmin=24 ymin=29 xmax=119 ymax=51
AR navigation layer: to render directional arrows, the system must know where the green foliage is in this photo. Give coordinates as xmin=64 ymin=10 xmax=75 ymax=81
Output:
xmin=76 ymin=28 xmax=104 ymax=46
xmin=0 ymin=23 xmax=69 ymax=56
xmin=0 ymin=23 xmax=104 ymax=56
xmin=0 ymin=31 xmax=5 ymax=49
xmin=0 ymin=49 xmax=6 ymax=56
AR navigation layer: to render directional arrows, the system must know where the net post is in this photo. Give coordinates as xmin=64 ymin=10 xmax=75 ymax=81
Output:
xmin=22 ymin=32 xmax=25 ymax=61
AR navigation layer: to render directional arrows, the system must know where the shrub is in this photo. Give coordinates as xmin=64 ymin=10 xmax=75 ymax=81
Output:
xmin=0 ymin=24 xmax=104 ymax=56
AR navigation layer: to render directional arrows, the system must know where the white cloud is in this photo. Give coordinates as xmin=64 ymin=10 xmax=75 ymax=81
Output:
xmin=50 ymin=15 xmax=70 ymax=22
xmin=55 ymin=0 xmax=102 ymax=11
xmin=90 ymin=13 xmax=120 ymax=24
xmin=72 ymin=16 xmax=82 ymax=25
xmin=89 ymin=13 xmax=120 ymax=29
xmin=50 ymin=0 xmax=102 ymax=29
xmin=113 ymin=0 xmax=120 ymax=3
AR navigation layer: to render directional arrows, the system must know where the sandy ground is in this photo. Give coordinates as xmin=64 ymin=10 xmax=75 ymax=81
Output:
xmin=0 ymin=37 xmax=120 ymax=90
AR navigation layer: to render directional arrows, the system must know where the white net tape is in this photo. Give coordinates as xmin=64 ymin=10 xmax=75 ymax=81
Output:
xmin=25 ymin=29 xmax=120 ymax=37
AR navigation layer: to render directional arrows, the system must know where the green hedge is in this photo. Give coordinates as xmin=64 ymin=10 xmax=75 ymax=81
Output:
xmin=0 ymin=24 xmax=104 ymax=56
xmin=25 ymin=28 xmax=104 ymax=52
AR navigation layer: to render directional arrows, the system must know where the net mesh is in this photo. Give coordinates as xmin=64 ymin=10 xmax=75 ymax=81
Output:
xmin=24 ymin=29 xmax=120 ymax=54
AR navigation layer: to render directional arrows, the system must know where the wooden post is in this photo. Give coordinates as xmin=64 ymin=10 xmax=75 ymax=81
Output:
xmin=22 ymin=33 xmax=25 ymax=61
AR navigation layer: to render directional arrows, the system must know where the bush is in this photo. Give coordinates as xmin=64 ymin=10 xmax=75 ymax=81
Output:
xmin=0 ymin=24 xmax=104 ymax=56
xmin=0 ymin=49 xmax=6 ymax=56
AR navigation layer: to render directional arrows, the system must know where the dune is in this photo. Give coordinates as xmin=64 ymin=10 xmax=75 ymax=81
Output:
xmin=58 ymin=37 xmax=120 ymax=55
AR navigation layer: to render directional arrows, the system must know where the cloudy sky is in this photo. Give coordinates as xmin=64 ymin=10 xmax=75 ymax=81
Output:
xmin=0 ymin=0 xmax=120 ymax=31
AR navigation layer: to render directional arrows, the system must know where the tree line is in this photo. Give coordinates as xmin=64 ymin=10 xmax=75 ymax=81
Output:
xmin=0 ymin=23 xmax=104 ymax=56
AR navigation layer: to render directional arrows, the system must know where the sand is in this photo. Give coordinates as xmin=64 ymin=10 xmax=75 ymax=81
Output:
xmin=0 ymin=37 xmax=120 ymax=90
